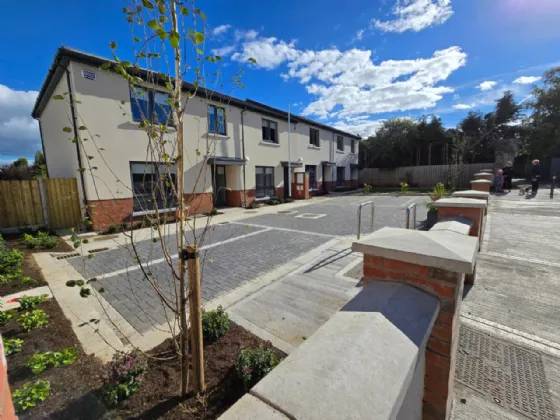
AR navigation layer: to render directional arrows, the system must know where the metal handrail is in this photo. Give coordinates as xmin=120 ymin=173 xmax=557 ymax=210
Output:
xmin=357 ymin=201 xmax=374 ymax=239
xmin=405 ymin=203 xmax=417 ymax=230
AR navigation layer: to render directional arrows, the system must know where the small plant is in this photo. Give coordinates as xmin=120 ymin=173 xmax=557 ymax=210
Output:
xmin=209 ymin=207 xmax=219 ymax=216
xmin=427 ymin=182 xmax=448 ymax=211
xmin=3 ymin=337 xmax=23 ymax=356
xmin=19 ymin=295 xmax=47 ymax=311
xmin=364 ymin=183 xmax=373 ymax=194
xmin=18 ymin=310 xmax=49 ymax=331
xmin=236 ymin=346 xmax=280 ymax=389
xmin=0 ymin=269 xmax=23 ymax=285
xmin=20 ymin=276 xmax=37 ymax=286
xmin=107 ymin=225 xmax=118 ymax=234
xmin=202 ymin=306 xmax=230 ymax=343
xmin=0 ymin=311 xmax=14 ymax=326
xmin=102 ymin=351 xmax=148 ymax=406
xmin=247 ymin=202 xmax=260 ymax=209
xmin=400 ymin=182 xmax=409 ymax=194
xmin=82 ymin=238 xmax=89 ymax=244
xmin=13 ymin=380 xmax=50 ymax=413
xmin=23 ymin=232 xmax=58 ymax=250
xmin=266 ymin=199 xmax=281 ymax=205
xmin=284 ymin=197 xmax=294 ymax=203
xmin=0 ymin=249 xmax=24 ymax=274
xmin=28 ymin=348 xmax=77 ymax=375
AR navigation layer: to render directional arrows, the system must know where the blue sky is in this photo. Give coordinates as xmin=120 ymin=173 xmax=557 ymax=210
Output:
xmin=1 ymin=0 xmax=560 ymax=164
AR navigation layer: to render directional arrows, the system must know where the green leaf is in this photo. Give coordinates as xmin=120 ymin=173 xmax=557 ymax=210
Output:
xmin=109 ymin=41 xmax=117 ymax=49
xmin=195 ymin=150 xmax=201 ymax=156
xmin=133 ymin=37 xmax=140 ymax=42
xmin=142 ymin=0 xmax=154 ymax=9
xmin=216 ymin=55 xmax=222 ymax=61
xmin=52 ymin=95 xmax=64 ymax=100
xmin=78 ymin=126 xmax=87 ymax=130
xmin=63 ymin=127 xmax=72 ymax=133
xmin=77 ymin=168 xmax=85 ymax=173
xmin=66 ymin=280 xmax=77 ymax=287
xmin=169 ymin=31 xmax=180 ymax=48
xmin=180 ymin=5 xmax=189 ymax=15
xmin=156 ymin=29 xmax=167 ymax=40
xmin=159 ymin=15 xmax=168 ymax=23
xmin=157 ymin=2 xmax=165 ymax=14
xmin=99 ymin=62 xmax=111 ymax=70
xmin=73 ymin=241 xmax=80 ymax=248
xmin=248 ymin=57 xmax=257 ymax=64
xmin=206 ymin=56 xmax=216 ymax=63
xmin=147 ymin=20 xmax=159 ymax=30
xmin=196 ymin=48 xmax=203 ymax=55
xmin=121 ymin=61 xmax=131 ymax=68
xmin=194 ymin=32 xmax=204 ymax=45
xmin=165 ymin=81 xmax=172 ymax=90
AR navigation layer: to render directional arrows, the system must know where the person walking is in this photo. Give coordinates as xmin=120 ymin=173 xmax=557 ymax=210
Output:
xmin=531 ymin=159 xmax=541 ymax=194
xmin=503 ymin=161 xmax=513 ymax=192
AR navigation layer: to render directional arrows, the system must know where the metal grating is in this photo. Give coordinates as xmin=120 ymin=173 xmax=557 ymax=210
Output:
xmin=55 ymin=253 xmax=80 ymax=260
xmin=88 ymin=247 xmax=110 ymax=254
xmin=456 ymin=327 xmax=556 ymax=420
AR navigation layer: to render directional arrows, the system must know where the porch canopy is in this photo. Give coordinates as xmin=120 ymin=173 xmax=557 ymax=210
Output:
xmin=207 ymin=157 xmax=246 ymax=166
xmin=281 ymin=161 xmax=303 ymax=168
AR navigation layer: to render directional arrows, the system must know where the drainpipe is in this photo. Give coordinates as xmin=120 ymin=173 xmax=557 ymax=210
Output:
xmin=241 ymin=109 xmax=247 ymax=208
xmin=65 ymin=67 xmax=88 ymax=207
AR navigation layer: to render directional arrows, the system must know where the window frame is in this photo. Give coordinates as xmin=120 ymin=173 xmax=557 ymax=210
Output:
xmin=255 ymin=166 xmax=275 ymax=199
xmin=305 ymin=165 xmax=317 ymax=190
xmin=337 ymin=167 xmax=345 ymax=187
xmin=309 ymin=128 xmax=320 ymax=147
xmin=130 ymin=161 xmax=178 ymax=213
xmin=337 ymin=135 xmax=344 ymax=151
xmin=208 ymin=104 xmax=227 ymax=136
xmin=129 ymin=86 xmax=173 ymax=126
xmin=351 ymin=140 xmax=356 ymax=154
xmin=261 ymin=118 xmax=278 ymax=143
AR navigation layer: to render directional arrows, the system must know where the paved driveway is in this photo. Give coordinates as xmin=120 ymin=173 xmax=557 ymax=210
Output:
xmin=66 ymin=194 xmax=428 ymax=333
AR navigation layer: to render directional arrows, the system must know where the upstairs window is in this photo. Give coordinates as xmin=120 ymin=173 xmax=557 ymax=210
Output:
xmin=129 ymin=86 xmax=172 ymax=125
xmin=208 ymin=105 xmax=226 ymax=135
xmin=351 ymin=140 xmax=356 ymax=153
xmin=262 ymin=119 xmax=278 ymax=143
xmin=310 ymin=128 xmax=320 ymax=147
xmin=337 ymin=135 xmax=344 ymax=151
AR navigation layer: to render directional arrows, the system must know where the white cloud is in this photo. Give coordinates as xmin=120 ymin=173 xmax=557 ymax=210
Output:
xmin=513 ymin=76 xmax=541 ymax=85
xmin=373 ymin=0 xmax=453 ymax=33
xmin=0 ymin=84 xmax=40 ymax=157
xmin=333 ymin=116 xmax=385 ymax=138
xmin=477 ymin=80 xmax=497 ymax=91
xmin=212 ymin=24 xmax=231 ymax=36
xmin=231 ymin=37 xmax=298 ymax=69
xmin=452 ymin=103 xmax=474 ymax=110
xmin=353 ymin=29 xmax=365 ymax=42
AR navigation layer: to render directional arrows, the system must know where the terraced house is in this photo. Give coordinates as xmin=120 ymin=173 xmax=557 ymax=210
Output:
xmin=32 ymin=47 xmax=361 ymax=229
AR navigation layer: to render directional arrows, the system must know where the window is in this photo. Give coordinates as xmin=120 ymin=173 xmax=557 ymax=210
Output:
xmin=129 ymin=86 xmax=172 ymax=125
xmin=256 ymin=166 xmax=274 ymax=198
xmin=337 ymin=135 xmax=344 ymax=151
xmin=337 ymin=167 xmax=345 ymax=187
xmin=262 ymin=119 xmax=278 ymax=143
xmin=208 ymin=105 xmax=226 ymax=135
xmin=351 ymin=140 xmax=356 ymax=153
xmin=130 ymin=162 xmax=177 ymax=212
xmin=306 ymin=165 xmax=317 ymax=190
xmin=309 ymin=128 xmax=320 ymax=147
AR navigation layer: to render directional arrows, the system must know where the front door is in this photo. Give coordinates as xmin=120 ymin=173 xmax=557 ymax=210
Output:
xmin=214 ymin=165 xmax=227 ymax=207
xmin=284 ymin=167 xmax=290 ymax=199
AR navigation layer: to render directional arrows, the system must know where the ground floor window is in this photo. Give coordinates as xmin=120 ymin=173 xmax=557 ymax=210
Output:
xmin=305 ymin=165 xmax=316 ymax=189
xmin=131 ymin=162 xmax=177 ymax=212
xmin=256 ymin=166 xmax=274 ymax=198
xmin=337 ymin=167 xmax=345 ymax=186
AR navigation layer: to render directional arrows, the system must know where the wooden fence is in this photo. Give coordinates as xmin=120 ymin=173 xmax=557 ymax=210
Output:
xmin=0 ymin=178 xmax=82 ymax=230
xmin=362 ymin=163 xmax=492 ymax=188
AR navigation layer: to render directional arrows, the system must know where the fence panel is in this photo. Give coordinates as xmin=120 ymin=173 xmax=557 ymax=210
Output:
xmin=0 ymin=181 xmax=45 ymax=228
xmin=45 ymin=178 xmax=82 ymax=229
xmin=362 ymin=163 xmax=491 ymax=188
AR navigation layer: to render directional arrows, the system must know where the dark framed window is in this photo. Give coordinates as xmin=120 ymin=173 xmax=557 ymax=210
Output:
xmin=262 ymin=119 xmax=278 ymax=143
xmin=256 ymin=166 xmax=274 ymax=198
xmin=208 ymin=105 xmax=226 ymax=135
xmin=129 ymin=86 xmax=172 ymax=125
xmin=337 ymin=135 xmax=344 ymax=151
xmin=337 ymin=167 xmax=345 ymax=186
xmin=351 ymin=140 xmax=356 ymax=153
xmin=130 ymin=162 xmax=177 ymax=212
xmin=305 ymin=165 xmax=317 ymax=189
xmin=309 ymin=128 xmax=320 ymax=147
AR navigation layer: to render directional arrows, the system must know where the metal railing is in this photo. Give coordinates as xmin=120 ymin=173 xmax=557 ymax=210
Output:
xmin=357 ymin=201 xmax=374 ymax=240
xmin=551 ymin=173 xmax=557 ymax=199
xmin=405 ymin=203 xmax=417 ymax=230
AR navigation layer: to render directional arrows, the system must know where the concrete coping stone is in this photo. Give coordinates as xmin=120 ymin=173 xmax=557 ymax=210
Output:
xmin=430 ymin=217 xmax=472 ymax=235
xmin=474 ymin=172 xmax=493 ymax=177
xmin=470 ymin=179 xmax=492 ymax=184
xmin=434 ymin=197 xmax=487 ymax=209
xmin=226 ymin=283 xmax=439 ymax=420
xmin=481 ymin=169 xmax=493 ymax=173
xmin=352 ymin=227 xmax=478 ymax=274
xmin=452 ymin=190 xmax=489 ymax=198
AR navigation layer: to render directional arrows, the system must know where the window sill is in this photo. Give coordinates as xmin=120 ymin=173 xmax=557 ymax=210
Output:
xmin=259 ymin=141 xmax=281 ymax=147
xmin=205 ymin=133 xmax=230 ymax=139
xmin=308 ymin=145 xmax=321 ymax=150
xmin=336 ymin=150 xmax=345 ymax=154
xmin=255 ymin=197 xmax=270 ymax=202
xmin=132 ymin=207 xmax=178 ymax=217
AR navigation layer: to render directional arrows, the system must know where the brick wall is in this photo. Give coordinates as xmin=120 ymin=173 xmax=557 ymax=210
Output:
xmin=471 ymin=182 xmax=491 ymax=192
xmin=363 ymin=255 xmax=464 ymax=420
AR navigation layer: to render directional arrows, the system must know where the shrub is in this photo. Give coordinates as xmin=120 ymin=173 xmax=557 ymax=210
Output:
xmin=400 ymin=182 xmax=409 ymax=194
xmin=0 ymin=268 xmax=23 ymax=285
xmin=266 ymin=199 xmax=280 ymax=205
xmin=28 ymin=348 xmax=77 ymax=375
xmin=13 ymin=380 xmax=50 ymax=413
xmin=236 ymin=346 xmax=280 ymax=389
xmin=364 ymin=183 xmax=373 ymax=194
xmin=20 ymin=277 xmax=37 ymax=287
xmin=19 ymin=295 xmax=47 ymax=311
xmin=427 ymin=182 xmax=448 ymax=211
xmin=107 ymin=225 xmax=119 ymax=234
xmin=18 ymin=310 xmax=49 ymax=331
xmin=3 ymin=337 xmax=23 ymax=356
xmin=23 ymin=232 xmax=58 ymax=250
xmin=209 ymin=207 xmax=219 ymax=216
xmin=284 ymin=197 xmax=294 ymax=203
xmin=0 ymin=249 xmax=24 ymax=274
xmin=0 ymin=311 xmax=14 ymax=326
xmin=202 ymin=306 xmax=230 ymax=343
xmin=246 ymin=202 xmax=260 ymax=209
xmin=102 ymin=351 xmax=148 ymax=406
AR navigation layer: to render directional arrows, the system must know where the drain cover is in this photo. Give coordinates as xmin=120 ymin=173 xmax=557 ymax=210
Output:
xmin=456 ymin=327 xmax=556 ymax=420
xmin=295 ymin=213 xmax=326 ymax=219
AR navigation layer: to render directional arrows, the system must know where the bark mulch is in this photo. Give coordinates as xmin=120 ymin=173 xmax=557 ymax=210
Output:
xmin=111 ymin=323 xmax=286 ymax=420
xmin=0 ymin=235 xmax=73 ymax=296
